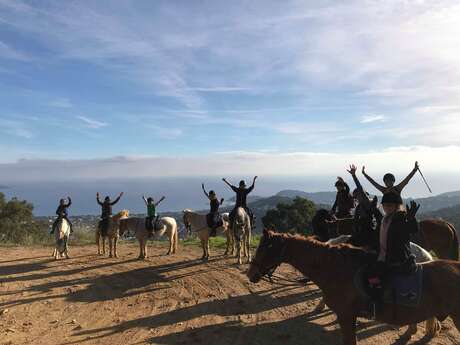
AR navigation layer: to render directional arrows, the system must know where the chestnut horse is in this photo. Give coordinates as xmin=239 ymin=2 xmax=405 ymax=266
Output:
xmin=313 ymin=209 xmax=459 ymax=260
xmin=248 ymin=230 xmax=460 ymax=345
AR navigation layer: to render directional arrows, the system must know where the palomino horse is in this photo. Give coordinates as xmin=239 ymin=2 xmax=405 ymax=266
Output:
xmin=313 ymin=209 xmax=459 ymax=260
xmin=234 ymin=207 xmax=252 ymax=265
xmin=248 ymin=230 xmax=460 ymax=345
xmin=182 ymin=210 xmax=232 ymax=260
xmin=96 ymin=210 xmax=129 ymax=258
xmin=315 ymin=234 xmax=440 ymax=337
xmin=52 ymin=218 xmax=71 ymax=260
xmin=119 ymin=216 xmax=178 ymax=259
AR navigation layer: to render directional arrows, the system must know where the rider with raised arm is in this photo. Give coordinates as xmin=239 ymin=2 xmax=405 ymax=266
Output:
xmin=51 ymin=197 xmax=73 ymax=234
xmin=96 ymin=192 xmax=123 ymax=235
xmin=347 ymin=164 xmax=382 ymax=248
xmin=202 ymin=183 xmax=224 ymax=237
xmin=143 ymin=195 xmax=165 ymax=235
xmin=362 ymin=161 xmax=419 ymax=197
xmin=331 ymin=177 xmax=354 ymax=219
xmin=222 ymin=176 xmax=257 ymax=229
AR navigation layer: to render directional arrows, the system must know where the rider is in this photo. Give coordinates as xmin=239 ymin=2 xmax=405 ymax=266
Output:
xmin=223 ymin=176 xmax=257 ymax=229
xmin=362 ymin=161 xmax=419 ymax=197
xmin=50 ymin=197 xmax=73 ymax=234
xmin=202 ymin=183 xmax=224 ymax=237
xmin=96 ymin=192 xmax=123 ymax=235
xmin=331 ymin=177 xmax=354 ymax=219
xmin=366 ymin=193 xmax=420 ymax=318
xmin=347 ymin=164 xmax=382 ymax=248
xmin=142 ymin=195 xmax=165 ymax=235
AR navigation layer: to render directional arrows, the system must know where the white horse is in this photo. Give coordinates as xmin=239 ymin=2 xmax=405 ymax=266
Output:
xmin=52 ymin=218 xmax=71 ymax=260
xmin=182 ymin=210 xmax=232 ymax=260
xmin=233 ymin=207 xmax=252 ymax=265
xmin=315 ymin=234 xmax=440 ymax=337
xmin=119 ymin=216 xmax=178 ymax=259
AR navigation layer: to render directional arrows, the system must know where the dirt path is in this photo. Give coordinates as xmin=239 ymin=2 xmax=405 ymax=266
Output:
xmin=0 ymin=243 xmax=459 ymax=345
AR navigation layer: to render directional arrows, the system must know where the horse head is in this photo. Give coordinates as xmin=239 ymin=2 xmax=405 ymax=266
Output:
xmin=182 ymin=210 xmax=192 ymax=235
xmin=247 ymin=229 xmax=287 ymax=283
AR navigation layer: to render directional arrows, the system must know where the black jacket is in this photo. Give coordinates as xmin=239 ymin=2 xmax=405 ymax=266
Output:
xmin=384 ymin=211 xmax=418 ymax=266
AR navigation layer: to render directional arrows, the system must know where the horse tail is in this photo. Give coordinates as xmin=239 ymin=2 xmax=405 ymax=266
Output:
xmin=447 ymin=222 xmax=459 ymax=260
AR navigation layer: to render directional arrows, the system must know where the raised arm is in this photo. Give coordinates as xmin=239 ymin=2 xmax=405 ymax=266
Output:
xmin=96 ymin=192 xmax=103 ymax=206
xmin=110 ymin=192 xmax=123 ymax=205
xmin=396 ymin=161 xmax=418 ymax=193
xmin=154 ymin=196 xmax=165 ymax=207
xmin=201 ymin=183 xmax=210 ymax=199
xmin=361 ymin=166 xmax=386 ymax=193
xmin=142 ymin=195 xmax=148 ymax=206
xmin=246 ymin=176 xmax=257 ymax=194
xmin=347 ymin=164 xmax=364 ymax=191
xmin=66 ymin=197 xmax=72 ymax=207
xmin=222 ymin=178 xmax=238 ymax=192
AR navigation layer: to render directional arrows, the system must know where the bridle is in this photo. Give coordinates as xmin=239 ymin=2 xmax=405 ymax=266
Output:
xmin=251 ymin=240 xmax=288 ymax=282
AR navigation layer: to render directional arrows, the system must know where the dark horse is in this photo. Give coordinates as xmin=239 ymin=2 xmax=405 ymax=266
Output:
xmin=312 ymin=209 xmax=459 ymax=260
xmin=248 ymin=230 xmax=460 ymax=345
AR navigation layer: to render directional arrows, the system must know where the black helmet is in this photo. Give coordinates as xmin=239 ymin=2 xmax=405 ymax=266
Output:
xmin=209 ymin=190 xmax=216 ymax=196
xmin=381 ymin=192 xmax=403 ymax=205
xmin=59 ymin=198 xmax=65 ymax=204
xmin=104 ymin=196 xmax=110 ymax=202
xmin=383 ymin=173 xmax=396 ymax=183
xmin=239 ymin=180 xmax=246 ymax=187
xmin=335 ymin=180 xmax=345 ymax=188
xmin=147 ymin=197 xmax=153 ymax=203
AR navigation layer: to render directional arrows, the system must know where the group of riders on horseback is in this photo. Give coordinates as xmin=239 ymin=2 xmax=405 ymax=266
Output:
xmin=51 ymin=176 xmax=258 ymax=239
xmin=321 ymin=161 xmax=421 ymax=318
xmin=51 ymin=162 xmax=422 ymax=317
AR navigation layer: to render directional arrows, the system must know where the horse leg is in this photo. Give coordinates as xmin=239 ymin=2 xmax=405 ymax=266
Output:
xmin=424 ymin=318 xmax=441 ymax=338
xmin=174 ymin=229 xmax=178 ymax=254
xmin=200 ymin=237 xmax=207 ymax=260
xmin=236 ymin=234 xmax=242 ymax=265
xmin=114 ymin=237 xmax=118 ymax=258
xmin=52 ymin=248 xmax=56 ymax=258
xmin=144 ymin=239 xmax=148 ymax=259
xmin=96 ymin=232 xmax=101 ymax=255
xmin=206 ymin=239 xmax=210 ymax=259
xmin=246 ymin=228 xmax=252 ymax=263
xmin=224 ymin=230 xmax=230 ymax=256
xmin=138 ymin=239 xmax=144 ymax=259
xmin=109 ymin=237 xmax=113 ymax=258
xmin=65 ymin=240 xmax=70 ymax=259
xmin=102 ymin=237 xmax=106 ymax=256
xmin=336 ymin=312 xmax=357 ymax=345
xmin=167 ymin=232 xmax=173 ymax=255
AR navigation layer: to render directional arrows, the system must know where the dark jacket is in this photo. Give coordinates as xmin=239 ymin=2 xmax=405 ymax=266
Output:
xmin=332 ymin=190 xmax=354 ymax=217
xmin=97 ymin=195 xmax=121 ymax=218
xmin=384 ymin=211 xmax=418 ymax=266
xmin=231 ymin=185 xmax=254 ymax=208
xmin=56 ymin=198 xmax=72 ymax=217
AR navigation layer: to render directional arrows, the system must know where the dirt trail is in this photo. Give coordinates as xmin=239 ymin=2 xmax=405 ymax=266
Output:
xmin=0 ymin=243 xmax=459 ymax=345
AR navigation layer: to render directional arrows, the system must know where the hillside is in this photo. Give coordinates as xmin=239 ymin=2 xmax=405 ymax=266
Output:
xmin=414 ymin=191 xmax=460 ymax=213
xmin=276 ymin=190 xmax=335 ymax=205
xmin=420 ymin=204 xmax=460 ymax=236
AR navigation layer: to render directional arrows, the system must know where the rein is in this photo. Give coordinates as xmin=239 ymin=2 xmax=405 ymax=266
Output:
xmin=252 ymin=240 xmax=288 ymax=282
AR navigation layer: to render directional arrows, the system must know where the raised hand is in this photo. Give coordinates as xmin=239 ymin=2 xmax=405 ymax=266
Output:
xmin=406 ymin=201 xmax=420 ymax=219
xmin=414 ymin=161 xmax=419 ymax=170
xmin=96 ymin=192 xmax=100 ymax=198
xmin=362 ymin=166 xmax=366 ymax=174
xmin=347 ymin=164 xmax=357 ymax=175
xmin=120 ymin=192 xmax=124 ymax=197
xmin=254 ymin=176 xmax=258 ymax=181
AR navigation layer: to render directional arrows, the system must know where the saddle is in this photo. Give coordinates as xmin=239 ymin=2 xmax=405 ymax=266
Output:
xmin=354 ymin=263 xmax=423 ymax=309
xmin=206 ymin=213 xmax=223 ymax=229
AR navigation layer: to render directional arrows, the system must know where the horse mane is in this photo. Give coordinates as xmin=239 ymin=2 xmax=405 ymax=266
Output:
xmin=115 ymin=209 xmax=130 ymax=220
xmin=269 ymin=230 xmax=376 ymax=265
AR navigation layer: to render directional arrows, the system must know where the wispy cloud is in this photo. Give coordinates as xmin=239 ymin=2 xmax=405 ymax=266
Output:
xmin=185 ymin=86 xmax=251 ymax=92
xmin=76 ymin=116 xmax=108 ymax=129
xmin=0 ymin=119 xmax=33 ymax=138
xmin=49 ymin=98 xmax=73 ymax=108
xmin=360 ymin=115 xmax=386 ymax=124
xmin=0 ymin=41 xmax=28 ymax=61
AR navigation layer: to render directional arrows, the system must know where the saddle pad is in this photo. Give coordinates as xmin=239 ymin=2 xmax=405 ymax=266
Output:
xmin=383 ymin=264 xmax=423 ymax=308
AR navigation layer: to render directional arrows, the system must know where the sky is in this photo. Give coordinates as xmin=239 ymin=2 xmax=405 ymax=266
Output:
xmin=2 ymin=0 xmax=460 ymax=210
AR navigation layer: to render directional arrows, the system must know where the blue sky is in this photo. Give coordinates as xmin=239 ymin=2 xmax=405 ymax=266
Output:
xmin=1 ymin=0 xmax=460 ymax=187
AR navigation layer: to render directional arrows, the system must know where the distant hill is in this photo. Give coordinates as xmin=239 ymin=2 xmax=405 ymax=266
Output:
xmin=276 ymin=190 xmax=335 ymax=205
xmin=227 ymin=195 xmax=264 ymax=203
xmin=414 ymin=191 xmax=460 ymax=213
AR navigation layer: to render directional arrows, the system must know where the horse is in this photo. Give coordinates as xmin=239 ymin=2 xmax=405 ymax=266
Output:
xmin=233 ymin=207 xmax=252 ymax=265
xmin=96 ymin=210 xmax=129 ymax=258
xmin=119 ymin=216 xmax=178 ymax=259
xmin=314 ymin=234 xmax=439 ymax=337
xmin=415 ymin=219 xmax=459 ymax=260
xmin=313 ymin=209 xmax=459 ymax=260
xmin=248 ymin=230 xmax=460 ymax=345
xmin=52 ymin=218 xmax=71 ymax=260
xmin=182 ymin=209 xmax=232 ymax=260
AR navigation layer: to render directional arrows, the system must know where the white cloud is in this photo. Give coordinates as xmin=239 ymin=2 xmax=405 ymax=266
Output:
xmin=49 ymin=98 xmax=73 ymax=108
xmin=76 ymin=116 xmax=108 ymax=129
xmin=0 ymin=119 xmax=33 ymax=139
xmin=360 ymin=115 xmax=386 ymax=124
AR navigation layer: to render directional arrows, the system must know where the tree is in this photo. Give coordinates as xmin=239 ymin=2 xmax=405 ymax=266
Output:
xmin=262 ymin=197 xmax=316 ymax=235
xmin=0 ymin=192 xmax=47 ymax=244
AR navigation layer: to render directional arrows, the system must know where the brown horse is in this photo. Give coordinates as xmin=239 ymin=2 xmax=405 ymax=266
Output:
xmin=248 ymin=230 xmax=460 ymax=345
xmin=415 ymin=219 xmax=459 ymax=260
